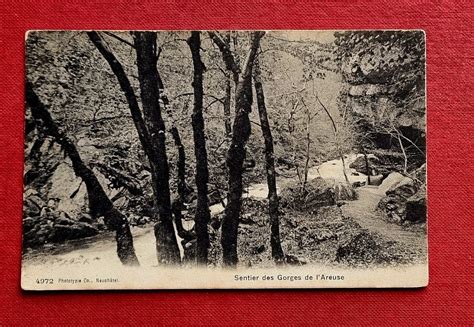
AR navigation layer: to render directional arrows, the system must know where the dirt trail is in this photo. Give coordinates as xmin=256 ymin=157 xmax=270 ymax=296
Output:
xmin=341 ymin=186 xmax=426 ymax=250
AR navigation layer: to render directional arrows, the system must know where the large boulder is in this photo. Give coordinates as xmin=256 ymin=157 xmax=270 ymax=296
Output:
xmin=281 ymin=177 xmax=335 ymax=211
xmin=386 ymin=176 xmax=417 ymax=198
xmin=377 ymin=165 xmax=426 ymax=224
xmin=333 ymin=181 xmax=357 ymax=201
xmin=377 ymin=179 xmax=417 ymax=223
xmin=48 ymin=161 xmax=117 ymax=220
xmin=49 ymin=162 xmax=87 ymax=219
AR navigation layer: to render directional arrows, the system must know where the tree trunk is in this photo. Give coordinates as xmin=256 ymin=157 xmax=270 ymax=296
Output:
xmin=396 ymin=130 xmax=408 ymax=174
xmin=360 ymin=145 xmax=371 ymax=184
xmin=223 ymin=73 xmax=232 ymax=138
xmin=133 ymin=31 xmax=180 ymax=264
xmin=187 ymin=31 xmax=211 ymax=265
xmin=223 ymin=32 xmax=233 ymax=138
xmin=88 ymin=31 xmax=179 ymax=264
xmin=303 ymin=104 xmax=311 ymax=192
xmin=28 ymin=134 xmax=45 ymax=161
xmin=217 ymin=31 xmax=265 ymax=267
xmin=253 ymin=58 xmax=285 ymax=263
xmin=316 ymin=95 xmax=350 ymax=184
xmin=26 ymin=82 xmax=139 ymax=266
xmin=338 ymin=147 xmax=350 ymax=184
xmin=169 ymin=126 xmax=191 ymax=240
xmin=87 ymin=32 xmax=153 ymax=160
xmin=170 ymin=127 xmax=187 ymax=204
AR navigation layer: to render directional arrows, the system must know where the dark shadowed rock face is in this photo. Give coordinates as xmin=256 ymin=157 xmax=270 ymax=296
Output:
xmin=405 ymin=189 xmax=426 ymax=222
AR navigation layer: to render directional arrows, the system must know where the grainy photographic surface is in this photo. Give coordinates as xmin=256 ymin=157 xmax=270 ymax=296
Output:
xmin=22 ymin=30 xmax=427 ymax=290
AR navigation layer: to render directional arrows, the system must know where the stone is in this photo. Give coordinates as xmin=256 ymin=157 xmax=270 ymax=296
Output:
xmin=27 ymin=195 xmax=45 ymax=209
xmin=333 ymin=181 xmax=357 ymax=201
xmin=349 ymin=85 xmax=366 ymax=96
xmin=377 ymin=171 xmax=426 ymax=224
xmin=281 ymin=177 xmax=361 ymax=211
xmin=49 ymin=163 xmax=87 ymax=218
xmin=386 ymin=177 xmax=417 ymax=198
xmin=284 ymin=254 xmax=306 ymax=266
xmin=252 ymin=245 xmax=266 ymax=254
xmin=304 ymin=177 xmax=336 ymax=208
xmin=55 ymin=216 xmax=75 ymax=226
xmin=349 ymin=156 xmax=379 ymax=174
xmin=240 ymin=213 xmax=256 ymax=225
xmin=24 ymin=199 xmax=41 ymax=216
xmin=378 ymin=172 xmax=405 ymax=194
xmin=23 ymin=217 xmax=37 ymax=232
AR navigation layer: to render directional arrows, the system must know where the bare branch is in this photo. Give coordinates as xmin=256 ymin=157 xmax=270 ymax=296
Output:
xmin=103 ymin=31 xmax=136 ymax=48
xmin=240 ymin=31 xmax=266 ymax=81
xmin=208 ymin=31 xmax=240 ymax=81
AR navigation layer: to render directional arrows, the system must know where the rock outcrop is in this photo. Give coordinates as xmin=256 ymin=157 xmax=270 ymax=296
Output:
xmin=22 ymin=139 xmax=126 ymax=249
xmin=377 ymin=164 xmax=426 ymax=223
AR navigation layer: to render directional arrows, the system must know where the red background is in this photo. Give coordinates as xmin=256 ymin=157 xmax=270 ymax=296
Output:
xmin=1 ymin=0 xmax=472 ymax=325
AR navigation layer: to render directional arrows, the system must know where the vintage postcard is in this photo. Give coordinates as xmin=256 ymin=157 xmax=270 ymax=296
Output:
xmin=22 ymin=30 xmax=427 ymax=290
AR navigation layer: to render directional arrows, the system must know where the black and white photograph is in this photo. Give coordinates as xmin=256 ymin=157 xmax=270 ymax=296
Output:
xmin=22 ymin=30 xmax=427 ymax=290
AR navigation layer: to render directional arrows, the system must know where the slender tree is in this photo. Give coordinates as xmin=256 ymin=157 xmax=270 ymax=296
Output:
xmin=26 ymin=81 xmax=139 ymax=266
xmin=252 ymin=57 xmax=285 ymax=263
xmin=88 ymin=31 xmax=180 ymax=264
xmin=360 ymin=144 xmax=371 ymax=184
xmin=222 ymin=32 xmax=233 ymax=138
xmin=315 ymin=94 xmax=350 ymax=184
xmin=187 ymin=31 xmax=211 ymax=265
xmin=169 ymin=126 xmax=193 ymax=240
xmin=133 ymin=31 xmax=180 ymax=264
xmin=210 ymin=31 xmax=265 ymax=266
